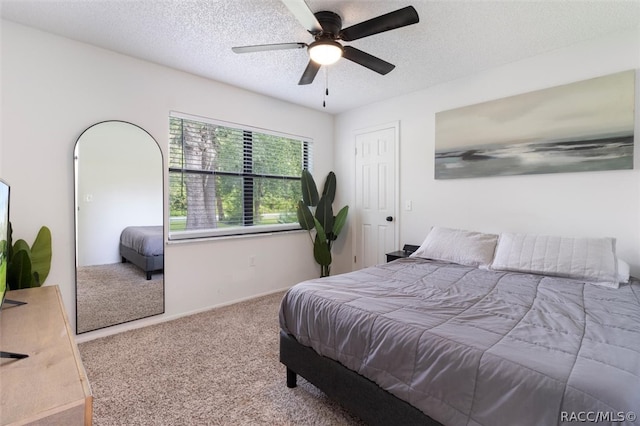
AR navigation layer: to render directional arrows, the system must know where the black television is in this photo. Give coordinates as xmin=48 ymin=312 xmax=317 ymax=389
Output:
xmin=0 ymin=178 xmax=28 ymax=359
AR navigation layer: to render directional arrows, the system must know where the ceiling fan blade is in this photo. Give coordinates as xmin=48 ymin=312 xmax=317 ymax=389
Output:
xmin=342 ymin=46 xmax=395 ymax=75
xmin=298 ymin=60 xmax=321 ymax=85
xmin=281 ymin=0 xmax=322 ymax=34
xmin=232 ymin=42 xmax=306 ymax=54
xmin=339 ymin=6 xmax=419 ymax=41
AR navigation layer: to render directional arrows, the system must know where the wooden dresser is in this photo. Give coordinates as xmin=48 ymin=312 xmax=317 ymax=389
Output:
xmin=0 ymin=286 xmax=92 ymax=425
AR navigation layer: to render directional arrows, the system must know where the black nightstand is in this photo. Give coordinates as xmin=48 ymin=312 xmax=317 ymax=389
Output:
xmin=386 ymin=244 xmax=420 ymax=262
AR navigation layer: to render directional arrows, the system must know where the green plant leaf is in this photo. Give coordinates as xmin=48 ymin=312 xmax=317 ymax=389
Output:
xmin=30 ymin=226 xmax=52 ymax=287
xmin=313 ymin=218 xmax=327 ymax=243
xmin=313 ymin=240 xmax=331 ymax=267
xmin=313 ymin=227 xmax=331 ymax=267
xmin=314 ymin=196 xmax=334 ymax=236
xmin=332 ymin=206 xmax=349 ymax=239
xmin=301 ymin=169 xmax=319 ymax=207
xmin=322 ymin=171 xmax=336 ymax=203
xmin=8 ymin=249 xmax=31 ymax=290
xmin=296 ymin=201 xmax=315 ymax=230
xmin=13 ymin=239 xmax=30 ymax=254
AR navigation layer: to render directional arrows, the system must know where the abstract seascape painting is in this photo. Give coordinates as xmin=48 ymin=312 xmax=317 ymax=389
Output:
xmin=435 ymin=70 xmax=635 ymax=179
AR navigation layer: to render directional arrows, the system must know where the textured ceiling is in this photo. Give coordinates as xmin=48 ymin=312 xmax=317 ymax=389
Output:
xmin=1 ymin=0 xmax=640 ymax=114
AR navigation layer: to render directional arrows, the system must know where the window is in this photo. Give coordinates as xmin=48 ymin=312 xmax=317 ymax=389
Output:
xmin=169 ymin=113 xmax=312 ymax=239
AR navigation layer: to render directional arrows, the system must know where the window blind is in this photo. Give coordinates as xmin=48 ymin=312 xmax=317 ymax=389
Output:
xmin=168 ymin=113 xmax=312 ymax=239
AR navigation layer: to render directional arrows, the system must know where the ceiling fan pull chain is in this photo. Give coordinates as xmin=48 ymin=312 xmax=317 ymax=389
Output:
xmin=323 ymin=67 xmax=329 ymax=108
xmin=326 ymin=66 xmax=329 ymax=96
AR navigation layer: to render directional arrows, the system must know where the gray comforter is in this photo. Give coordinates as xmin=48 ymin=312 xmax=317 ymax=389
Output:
xmin=120 ymin=226 xmax=163 ymax=256
xmin=279 ymin=258 xmax=640 ymax=426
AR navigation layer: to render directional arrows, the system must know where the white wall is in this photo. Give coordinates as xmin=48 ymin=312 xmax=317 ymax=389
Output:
xmin=334 ymin=27 xmax=640 ymax=276
xmin=0 ymin=20 xmax=334 ymax=339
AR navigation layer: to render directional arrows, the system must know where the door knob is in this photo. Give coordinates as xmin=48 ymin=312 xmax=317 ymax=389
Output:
xmin=386 ymin=216 xmax=393 ymax=222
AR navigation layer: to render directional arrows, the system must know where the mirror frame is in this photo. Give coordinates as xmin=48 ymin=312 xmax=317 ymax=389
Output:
xmin=73 ymin=120 xmax=165 ymax=334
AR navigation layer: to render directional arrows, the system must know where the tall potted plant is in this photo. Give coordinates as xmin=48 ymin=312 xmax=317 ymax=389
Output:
xmin=297 ymin=170 xmax=348 ymax=277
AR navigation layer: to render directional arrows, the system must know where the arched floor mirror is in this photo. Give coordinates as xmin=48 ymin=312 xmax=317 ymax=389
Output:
xmin=74 ymin=120 xmax=164 ymax=334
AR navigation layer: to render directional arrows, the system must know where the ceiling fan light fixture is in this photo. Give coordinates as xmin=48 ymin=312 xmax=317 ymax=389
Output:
xmin=308 ymin=40 xmax=343 ymax=65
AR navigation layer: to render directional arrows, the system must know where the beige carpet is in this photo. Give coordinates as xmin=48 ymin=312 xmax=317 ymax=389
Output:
xmin=76 ymin=263 xmax=164 ymax=333
xmin=78 ymin=291 xmax=365 ymax=425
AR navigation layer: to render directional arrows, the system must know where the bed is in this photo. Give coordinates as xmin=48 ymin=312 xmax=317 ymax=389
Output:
xmin=119 ymin=225 xmax=164 ymax=280
xmin=279 ymin=227 xmax=640 ymax=425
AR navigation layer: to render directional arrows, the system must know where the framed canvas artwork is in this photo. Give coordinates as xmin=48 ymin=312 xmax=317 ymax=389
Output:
xmin=435 ymin=70 xmax=635 ymax=179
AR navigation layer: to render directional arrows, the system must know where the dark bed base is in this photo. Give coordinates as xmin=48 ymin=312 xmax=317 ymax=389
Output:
xmin=279 ymin=331 xmax=441 ymax=426
xmin=119 ymin=243 xmax=164 ymax=280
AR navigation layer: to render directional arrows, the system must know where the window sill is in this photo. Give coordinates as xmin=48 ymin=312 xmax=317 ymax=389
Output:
xmin=166 ymin=227 xmax=307 ymax=245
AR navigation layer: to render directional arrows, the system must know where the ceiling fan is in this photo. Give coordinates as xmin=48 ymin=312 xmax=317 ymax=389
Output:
xmin=232 ymin=0 xmax=420 ymax=85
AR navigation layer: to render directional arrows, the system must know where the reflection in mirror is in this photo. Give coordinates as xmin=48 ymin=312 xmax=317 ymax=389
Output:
xmin=75 ymin=121 xmax=164 ymax=334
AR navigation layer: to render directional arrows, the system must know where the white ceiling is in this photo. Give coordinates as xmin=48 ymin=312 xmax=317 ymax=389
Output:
xmin=1 ymin=0 xmax=639 ymax=114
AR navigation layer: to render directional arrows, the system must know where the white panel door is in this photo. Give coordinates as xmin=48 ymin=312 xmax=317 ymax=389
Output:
xmin=355 ymin=125 xmax=398 ymax=269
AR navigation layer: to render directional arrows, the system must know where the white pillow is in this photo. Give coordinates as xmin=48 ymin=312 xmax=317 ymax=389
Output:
xmin=410 ymin=226 xmax=498 ymax=268
xmin=617 ymin=259 xmax=630 ymax=284
xmin=490 ymin=233 xmax=619 ymax=288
